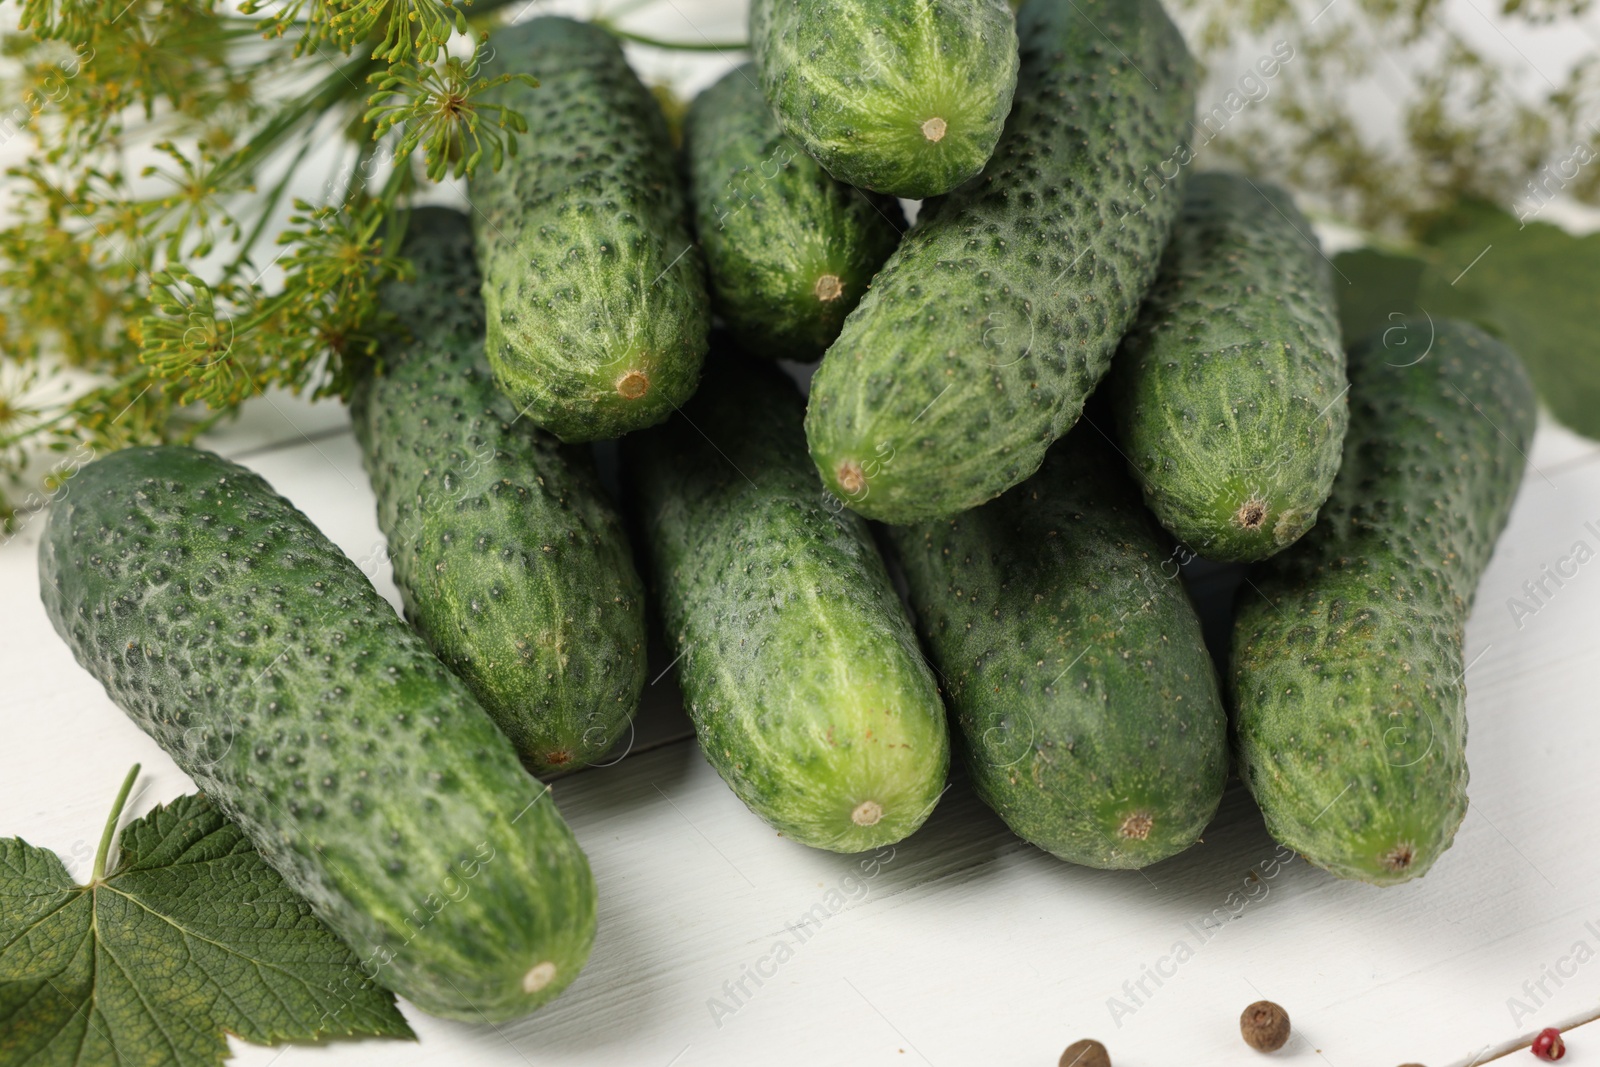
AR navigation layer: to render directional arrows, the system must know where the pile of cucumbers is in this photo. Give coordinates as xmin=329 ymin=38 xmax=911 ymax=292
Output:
xmin=39 ymin=0 xmax=1536 ymax=1024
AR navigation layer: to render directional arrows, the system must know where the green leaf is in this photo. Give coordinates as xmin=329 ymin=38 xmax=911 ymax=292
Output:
xmin=0 ymin=778 xmax=413 ymax=1067
xmin=1331 ymin=247 xmax=1427 ymax=346
xmin=1415 ymin=201 xmax=1600 ymax=438
xmin=1335 ymin=202 xmax=1600 ymax=439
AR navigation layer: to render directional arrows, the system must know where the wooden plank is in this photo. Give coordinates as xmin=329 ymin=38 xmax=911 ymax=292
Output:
xmin=4 ymin=409 xmax=1600 ymax=1066
xmin=194 ymin=390 xmax=353 ymax=461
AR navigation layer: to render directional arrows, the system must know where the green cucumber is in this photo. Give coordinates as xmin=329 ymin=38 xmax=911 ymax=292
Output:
xmin=471 ymin=16 xmax=709 ymax=441
xmin=887 ymin=421 xmax=1227 ymax=868
xmin=685 ymin=64 xmax=904 ymax=362
xmin=1109 ymin=172 xmax=1347 ymax=561
xmin=625 ymin=356 xmax=949 ymax=852
xmin=749 ymin=0 xmax=1018 ymax=199
xmin=805 ymin=0 xmax=1196 ymax=524
xmin=1231 ymin=319 xmax=1535 ymax=884
xmin=39 ymin=446 xmax=596 ymax=1020
xmin=351 ymin=208 xmax=647 ymax=775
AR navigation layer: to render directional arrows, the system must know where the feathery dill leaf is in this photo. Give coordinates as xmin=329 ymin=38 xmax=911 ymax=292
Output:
xmin=1173 ymin=0 xmax=1600 ymax=233
xmin=0 ymin=0 xmax=546 ymax=520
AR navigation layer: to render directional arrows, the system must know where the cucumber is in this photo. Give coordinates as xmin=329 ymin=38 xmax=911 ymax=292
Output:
xmin=1231 ymin=319 xmax=1535 ymax=884
xmin=887 ymin=421 xmax=1227 ymax=868
xmin=625 ymin=356 xmax=949 ymax=852
xmin=749 ymin=0 xmax=1018 ymax=199
xmin=685 ymin=64 xmax=904 ymax=362
xmin=804 ymin=0 xmax=1196 ymax=524
xmin=471 ymin=16 xmax=709 ymax=441
xmin=351 ymin=208 xmax=647 ymax=775
xmin=39 ymin=446 xmax=596 ymax=1020
xmin=1109 ymin=172 xmax=1347 ymax=562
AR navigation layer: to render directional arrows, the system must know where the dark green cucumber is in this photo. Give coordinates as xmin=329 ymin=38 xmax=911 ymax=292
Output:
xmin=39 ymin=446 xmax=596 ymax=1020
xmin=805 ymin=0 xmax=1196 ymax=524
xmin=1231 ymin=319 xmax=1535 ymax=884
xmin=351 ymin=208 xmax=647 ymax=775
xmin=685 ymin=64 xmax=904 ymax=362
xmin=471 ymin=16 xmax=709 ymax=441
xmin=625 ymin=356 xmax=948 ymax=852
xmin=1110 ymin=172 xmax=1347 ymax=561
xmin=749 ymin=0 xmax=1018 ymax=198
xmin=888 ymin=422 xmax=1227 ymax=868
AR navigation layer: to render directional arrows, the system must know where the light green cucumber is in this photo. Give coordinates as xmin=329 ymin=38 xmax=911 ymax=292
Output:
xmin=625 ymin=355 xmax=949 ymax=852
xmin=685 ymin=64 xmax=904 ymax=362
xmin=471 ymin=16 xmax=709 ymax=441
xmin=888 ymin=422 xmax=1227 ymax=868
xmin=39 ymin=446 xmax=596 ymax=1021
xmin=1110 ymin=172 xmax=1347 ymax=561
xmin=351 ymin=208 xmax=647 ymax=775
xmin=1231 ymin=319 xmax=1535 ymax=884
xmin=750 ymin=0 xmax=1018 ymax=199
xmin=805 ymin=0 xmax=1196 ymax=524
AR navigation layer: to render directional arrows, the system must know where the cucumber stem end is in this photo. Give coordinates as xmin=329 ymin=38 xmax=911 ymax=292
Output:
xmin=616 ymin=370 xmax=650 ymax=400
xmin=851 ymin=800 xmax=883 ymax=827
xmin=1381 ymin=842 xmax=1416 ymax=873
xmin=522 ymin=961 xmax=558 ymax=994
xmin=1118 ymin=811 xmax=1153 ymax=840
xmin=835 ymin=460 xmax=866 ymax=498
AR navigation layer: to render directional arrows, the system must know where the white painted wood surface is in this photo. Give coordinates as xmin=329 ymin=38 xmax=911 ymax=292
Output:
xmin=5 ymin=392 xmax=1600 ymax=1067
xmin=6 ymin=2 xmax=1600 ymax=1065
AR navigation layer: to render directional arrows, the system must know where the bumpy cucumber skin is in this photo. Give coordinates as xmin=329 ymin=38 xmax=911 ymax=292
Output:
xmin=685 ymin=65 xmax=904 ymax=363
xmin=1110 ymin=172 xmax=1347 ymax=562
xmin=750 ymin=0 xmax=1017 ymax=199
xmin=471 ymin=17 xmax=709 ymax=441
xmin=1231 ymin=320 xmax=1535 ymax=885
xmin=888 ymin=425 xmax=1226 ymax=868
xmin=351 ymin=208 xmax=647 ymax=775
xmin=805 ymin=0 xmax=1196 ymax=524
xmin=625 ymin=358 xmax=949 ymax=852
xmin=39 ymin=447 xmax=596 ymax=1020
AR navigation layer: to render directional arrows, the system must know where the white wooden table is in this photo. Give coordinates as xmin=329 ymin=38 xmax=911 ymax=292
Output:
xmin=6 ymin=3 xmax=1600 ymax=1065
xmin=4 ymin=387 xmax=1600 ymax=1067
